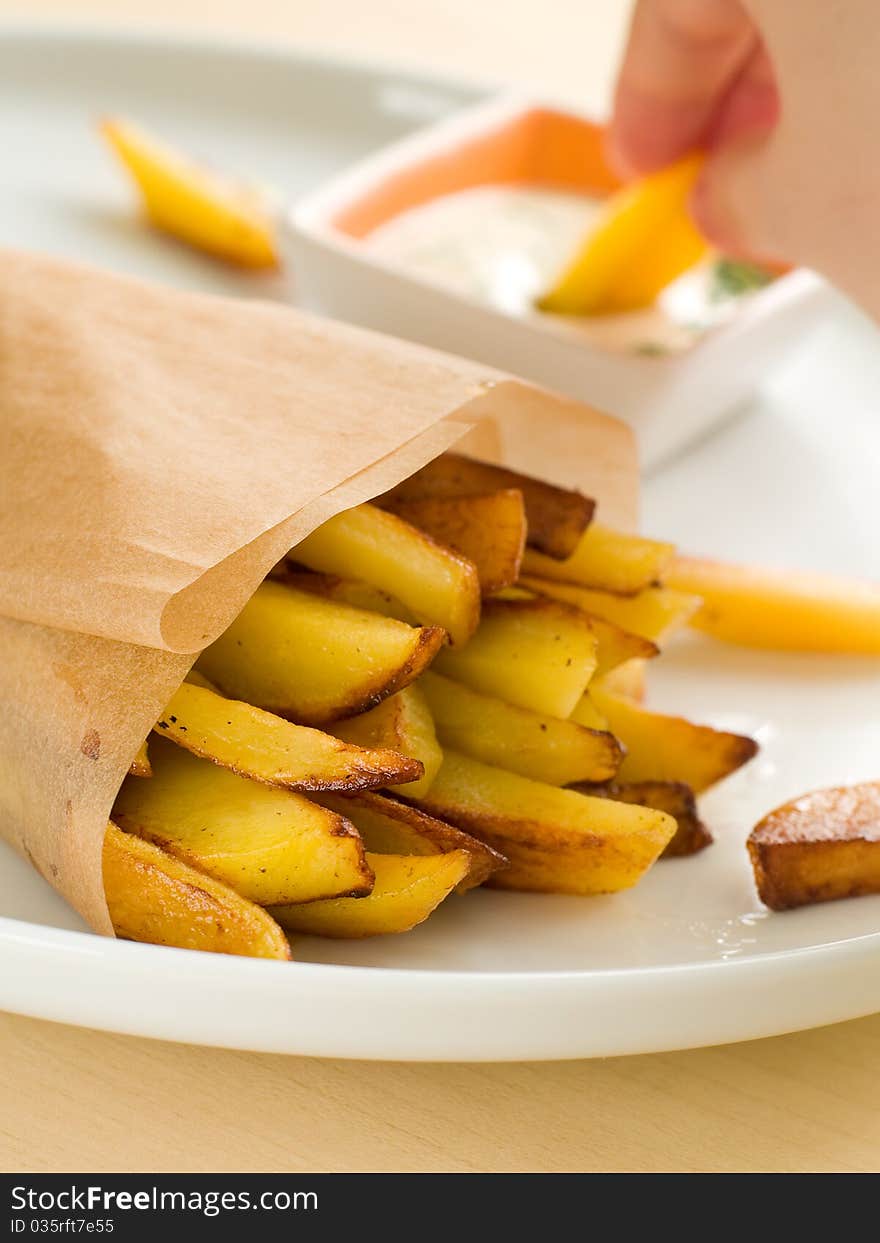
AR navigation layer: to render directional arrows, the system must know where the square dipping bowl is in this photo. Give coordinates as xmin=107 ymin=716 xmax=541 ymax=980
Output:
xmin=287 ymin=97 xmax=833 ymax=470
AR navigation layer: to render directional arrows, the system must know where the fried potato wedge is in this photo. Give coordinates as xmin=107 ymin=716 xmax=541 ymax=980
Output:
xmin=591 ymin=686 xmax=758 ymax=794
xmin=420 ymin=671 xmax=621 ymax=786
xmin=104 ymin=823 xmax=290 ymax=959
xmin=129 ymin=739 xmax=151 ymax=778
xmin=316 ymin=790 xmax=506 ymax=890
xmin=100 ymin=117 xmax=278 ymax=268
xmin=197 ymin=581 xmax=444 ymax=726
xmin=408 ymin=751 xmax=675 ymax=895
xmin=331 ymin=684 xmax=442 ymax=798
xmin=536 ymin=153 xmax=707 ymax=315
xmin=280 ymin=570 xmax=417 ymax=623
xmin=522 ymin=524 xmax=675 ymax=595
xmin=380 ymin=452 xmax=594 ymax=559
xmin=291 ymin=503 xmax=480 ymax=646
xmin=569 ymin=693 xmax=609 ymax=731
xmin=749 ymin=782 xmax=880 ymax=910
xmin=389 ymin=490 xmax=526 ymax=595
xmin=434 ymin=597 xmax=597 ymax=718
xmin=667 ymin=556 xmax=880 ymax=653
xmin=573 ymin=780 xmax=712 ymax=858
xmin=154 ymin=680 xmax=422 ymax=792
xmin=272 ymin=851 xmax=470 ymax=938
xmin=522 ymin=576 xmax=701 ymax=642
xmin=113 ymin=738 xmax=373 ymax=906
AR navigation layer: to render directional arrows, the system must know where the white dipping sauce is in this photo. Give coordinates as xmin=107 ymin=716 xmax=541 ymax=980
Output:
xmin=365 ymin=185 xmax=763 ymax=355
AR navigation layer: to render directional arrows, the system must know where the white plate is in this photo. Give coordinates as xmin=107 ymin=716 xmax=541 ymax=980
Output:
xmin=2 ymin=24 xmax=880 ymax=1060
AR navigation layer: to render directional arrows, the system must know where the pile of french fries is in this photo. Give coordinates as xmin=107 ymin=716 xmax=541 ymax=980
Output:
xmin=106 ymin=452 xmax=767 ymax=959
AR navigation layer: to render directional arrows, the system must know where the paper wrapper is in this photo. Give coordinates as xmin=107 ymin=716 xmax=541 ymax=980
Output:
xmin=0 ymin=248 xmax=637 ymax=936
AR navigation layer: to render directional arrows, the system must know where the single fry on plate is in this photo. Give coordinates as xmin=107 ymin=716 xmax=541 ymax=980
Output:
xmin=100 ymin=116 xmax=279 ymax=268
xmin=749 ymin=783 xmax=880 ymax=910
xmin=667 ymin=555 xmax=880 ymax=653
xmin=104 ymin=823 xmax=291 ymax=959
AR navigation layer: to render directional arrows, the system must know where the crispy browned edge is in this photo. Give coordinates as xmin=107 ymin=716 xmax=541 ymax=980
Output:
xmin=128 ymin=745 xmax=152 ymax=778
xmin=378 ymin=452 xmax=595 ymax=559
xmin=318 ymin=789 xmax=507 ymax=891
xmin=246 ymin=622 xmax=447 ymax=728
xmin=104 ymin=823 xmax=292 ymax=959
xmin=113 ymin=800 xmax=376 ymax=902
xmin=391 ymin=490 xmax=527 ymax=595
xmin=152 ymin=713 xmax=424 ymax=793
xmin=573 ymin=780 xmax=713 ymax=858
xmin=748 ymin=783 xmax=880 ymax=910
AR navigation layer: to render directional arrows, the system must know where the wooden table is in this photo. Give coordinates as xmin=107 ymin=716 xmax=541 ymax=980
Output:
xmin=3 ymin=0 xmax=880 ymax=1175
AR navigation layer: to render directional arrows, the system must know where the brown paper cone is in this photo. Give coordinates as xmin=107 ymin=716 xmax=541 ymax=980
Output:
xmin=0 ymin=249 xmax=636 ymax=935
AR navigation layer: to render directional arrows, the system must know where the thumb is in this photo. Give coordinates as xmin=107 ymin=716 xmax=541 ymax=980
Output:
xmin=691 ymin=130 xmax=791 ymax=265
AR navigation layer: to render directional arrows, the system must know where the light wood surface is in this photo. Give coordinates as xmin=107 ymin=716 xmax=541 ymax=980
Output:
xmin=3 ymin=0 xmax=879 ymax=1176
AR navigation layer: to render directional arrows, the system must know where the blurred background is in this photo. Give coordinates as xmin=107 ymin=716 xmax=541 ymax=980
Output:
xmin=0 ymin=0 xmax=634 ymax=114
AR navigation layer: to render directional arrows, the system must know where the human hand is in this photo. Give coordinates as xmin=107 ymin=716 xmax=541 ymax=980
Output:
xmin=609 ymin=0 xmax=880 ymax=317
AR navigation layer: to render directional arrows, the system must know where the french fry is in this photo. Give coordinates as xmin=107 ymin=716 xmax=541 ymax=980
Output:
xmin=522 ymin=524 xmax=675 ymax=595
xmin=749 ymin=783 xmax=880 ymax=910
xmin=197 ymin=580 xmax=444 ymax=726
xmin=389 ymin=490 xmax=526 ymax=595
xmin=521 ymin=576 xmax=701 ymax=642
xmin=331 ymin=684 xmax=442 ymax=798
xmin=536 ymin=153 xmax=707 ymax=315
xmin=272 ymin=851 xmax=470 ymax=938
xmin=280 ymin=570 xmax=417 ymax=623
xmin=316 ymin=790 xmax=506 ymax=890
xmin=596 ymin=658 xmax=648 ymax=701
xmin=433 ymin=597 xmax=597 ymax=718
xmin=104 ymin=823 xmax=291 ymax=959
xmin=113 ymin=738 xmax=373 ymax=906
xmin=407 ymin=751 xmax=675 ymax=895
xmin=379 ymin=452 xmax=594 ymax=559
xmin=573 ymin=780 xmax=712 ymax=857
xmin=569 ymin=694 xmax=609 ymax=731
xmin=590 ymin=685 xmax=758 ymax=793
xmin=100 ymin=117 xmax=279 ymax=268
xmin=420 ymin=671 xmax=622 ymax=786
xmin=667 ymin=556 xmax=880 ymax=654
xmin=154 ymin=680 xmax=423 ymax=792
xmin=291 ymin=503 xmax=480 ymax=646
xmin=129 ymin=739 xmax=151 ymax=778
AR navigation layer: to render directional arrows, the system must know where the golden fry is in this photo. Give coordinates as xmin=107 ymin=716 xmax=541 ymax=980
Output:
xmin=521 ymin=576 xmax=701 ymax=642
xmin=291 ymin=503 xmax=480 ymax=645
xmin=104 ymin=823 xmax=291 ymax=959
xmin=380 ymin=452 xmax=594 ymax=559
xmin=522 ymin=524 xmax=675 ymax=595
xmin=573 ymin=780 xmax=712 ymax=857
xmin=408 ymin=751 xmax=675 ymax=895
xmin=331 ymin=684 xmax=442 ymax=798
xmin=113 ymin=738 xmax=373 ymax=906
xmin=420 ymin=671 xmax=621 ymax=786
xmin=434 ymin=597 xmax=597 ymax=718
xmin=197 ymin=580 xmax=444 ymax=726
xmin=272 ymin=851 xmax=470 ymax=938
